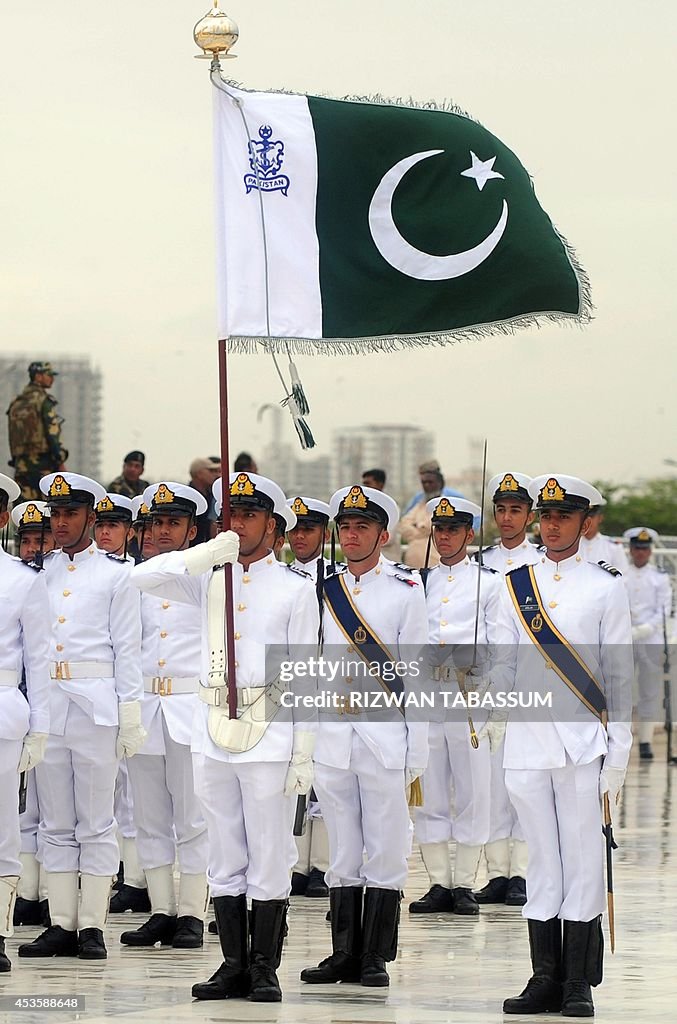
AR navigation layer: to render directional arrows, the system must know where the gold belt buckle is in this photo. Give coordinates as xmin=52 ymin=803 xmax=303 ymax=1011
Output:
xmin=153 ymin=676 xmax=172 ymax=696
xmin=55 ymin=661 xmax=71 ymax=680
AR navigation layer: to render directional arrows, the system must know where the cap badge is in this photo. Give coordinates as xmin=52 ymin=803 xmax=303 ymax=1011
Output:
xmin=231 ymin=473 xmax=255 ymax=497
xmin=499 ymin=473 xmax=519 ymax=493
xmin=292 ymin=497 xmax=309 ymax=516
xmin=96 ymin=496 xmax=115 ymax=513
xmin=154 ymin=484 xmax=175 ymax=505
xmin=435 ymin=498 xmax=456 ymax=517
xmin=638 ymin=529 xmax=651 ymax=542
xmin=139 ymin=502 xmax=151 ymax=517
xmin=540 ymin=478 xmax=566 ymax=503
xmin=343 ymin=486 xmax=368 ymax=510
xmin=21 ymin=503 xmax=43 ymax=525
xmin=48 ymin=474 xmax=70 ymax=498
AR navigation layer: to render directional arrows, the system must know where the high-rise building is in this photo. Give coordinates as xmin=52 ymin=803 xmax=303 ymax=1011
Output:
xmin=331 ymin=424 xmax=435 ymax=506
xmin=1 ymin=354 xmax=103 ymax=482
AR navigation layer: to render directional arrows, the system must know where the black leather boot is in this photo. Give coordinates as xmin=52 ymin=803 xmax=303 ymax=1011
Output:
xmin=18 ymin=925 xmax=79 ymax=958
xmin=300 ymin=886 xmax=362 ymax=984
xmin=409 ymin=884 xmax=455 ymax=914
xmin=39 ymin=900 xmax=51 ymax=927
xmin=290 ymin=871 xmax=309 ymax=896
xmin=248 ymin=899 xmax=287 ymax=1002
xmin=361 ymin=887 xmax=400 ymax=987
xmin=192 ymin=894 xmax=250 ymax=1000
xmin=120 ymin=913 xmax=177 ymax=946
xmin=561 ymin=918 xmax=603 ymax=1018
xmin=13 ymin=897 xmax=43 ymax=926
xmin=305 ymin=867 xmax=329 ymax=898
xmin=0 ymin=937 xmax=10 ymax=972
xmin=503 ymin=918 xmax=563 ymax=1014
xmin=505 ymin=876 xmax=528 ymax=906
xmin=173 ymin=916 xmax=204 ymax=948
xmin=112 ymin=861 xmax=124 ymax=890
xmin=109 ymin=884 xmax=151 ymax=914
xmin=639 ymin=742 xmax=654 ymax=761
xmin=78 ymin=928 xmax=107 ymax=960
xmin=452 ymin=887 xmax=480 ymax=915
xmin=474 ymin=876 xmax=509 ymax=904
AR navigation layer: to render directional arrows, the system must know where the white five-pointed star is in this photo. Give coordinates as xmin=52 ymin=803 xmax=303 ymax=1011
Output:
xmin=460 ymin=151 xmax=504 ymax=192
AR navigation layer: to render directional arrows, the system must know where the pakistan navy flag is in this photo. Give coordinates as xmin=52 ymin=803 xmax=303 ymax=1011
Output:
xmin=212 ymin=84 xmax=588 ymax=348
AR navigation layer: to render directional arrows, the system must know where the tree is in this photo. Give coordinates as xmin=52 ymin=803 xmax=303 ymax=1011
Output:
xmin=593 ymin=478 xmax=677 ymax=537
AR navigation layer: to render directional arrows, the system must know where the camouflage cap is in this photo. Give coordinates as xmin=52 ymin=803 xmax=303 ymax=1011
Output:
xmin=28 ymin=361 xmax=58 ymax=378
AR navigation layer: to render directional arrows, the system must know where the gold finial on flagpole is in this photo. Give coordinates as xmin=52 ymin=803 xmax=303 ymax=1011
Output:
xmin=193 ymin=1 xmax=239 ymax=63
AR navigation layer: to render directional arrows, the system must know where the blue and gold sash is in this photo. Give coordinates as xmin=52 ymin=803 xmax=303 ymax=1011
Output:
xmin=506 ymin=565 xmax=606 ymax=721
xmin=323 ymin=573 xmax=404 ymax=702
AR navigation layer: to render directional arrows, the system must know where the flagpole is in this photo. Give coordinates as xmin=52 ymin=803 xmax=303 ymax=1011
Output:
xmin=194 ymin=3 xmax=240 ymax=718
xmin=217 ymin=338 xmax=238 ymax=720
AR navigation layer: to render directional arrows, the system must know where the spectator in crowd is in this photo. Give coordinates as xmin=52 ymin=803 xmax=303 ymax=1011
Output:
xmin=233 ymin=452 xmax=258 ymax=473
xmin=362 ymin=468 xmax=402 ymax=562
xmin=399 ymin=461 xmax=464 ymax=568
xmin=188 ymin=457 xmax=221 ymax=544
xmin=108 ymin=452 xmax=149 ymax=499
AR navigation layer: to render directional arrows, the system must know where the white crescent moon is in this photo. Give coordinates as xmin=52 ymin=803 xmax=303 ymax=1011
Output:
xmin=368 ymin=149 xmax=509 ymax=281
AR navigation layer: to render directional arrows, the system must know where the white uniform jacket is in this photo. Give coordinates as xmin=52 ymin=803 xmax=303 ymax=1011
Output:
xmin=131 ymin=551 xmax=320 ymax=763
xmin=479 ymin=540 xmax=541 ymax=575
xmin=139 ymin=589 xmax=203 ymax=749
xmin=0 ymin=549 xmax=50 ymax=739
xmin=580 ymin=532 xmax=628 ymax=571
xmin=43 ymin=544 xmax=143 ymax=729
xmin=501 ymin=552 xmax=633 ymax=772
xmin=425 ymin=557 xmax=515 ymax=712
xmin=314 ymin=558 xmax=429 ymax=773
xmin=624 ymin=562 xmax=672 ymax=645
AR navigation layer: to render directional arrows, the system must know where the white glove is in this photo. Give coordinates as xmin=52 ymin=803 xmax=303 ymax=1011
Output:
xmin=632 ymin=623 xmax=653 ymax=642
xmin=599 ymin=763 xmax=626 ymax=805
xmin=17 ymin=733 xmax=48 ymax=773
xmin=116 ymin=702 xmax=147 ymax=759
xmin=183 ymin=531 xmax=240 ymax=576
xmin=284 ymin=731 xmax=315 ymax=797
xmin=476 ymin=716 xmax=507 ymax=753
xmin=405 ymin=765 xmax=424 ymax=787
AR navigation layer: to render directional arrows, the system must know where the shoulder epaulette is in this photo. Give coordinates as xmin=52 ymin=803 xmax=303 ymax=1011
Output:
xmin=325 ymin=562 xmax=346 ymax=577
xmin=473 ymin=546 xmax=497 ymax=561
xmin=25 ymin=559 xmax=44 ymax=573
xmin=287 ymin=564 xmax=311 ymax=579
xmin=392 ymin=573 xmax=419 ymax=588
xmin=391 ymin=562 xmax=416 ymax=575
xmin=105 ymin=552 xmax=128 ymax=564
xmin=479 ymin=563 xmax=498 ymax=574
xmin=597 ymin=560 xmax=623 ymax=577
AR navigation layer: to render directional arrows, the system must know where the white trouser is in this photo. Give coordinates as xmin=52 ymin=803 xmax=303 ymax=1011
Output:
xmin=127 ymin=726 xmax=207 ymax=874
xmin=193 ymin=754 xmax=296 ymax=902
xmin=414 ymin=721 xmax=491 ymax=846
xmin=35 ymin=702 xmax=119 ymax=875
xmin=505 ymin=757 xmax=605 ymax=922
xmin=487 ymin=737 xmax=524 ymax=843
xmin=0 ymin=739 xmax=23 ymax=877
xmin=114 ymin=760 xmax=135 ymax=838
xmin=634 ymin=644 xmax=662 ymax=723
xmin=294 ymin=817 xmax=330 ymax=875
xmin=314 ymin=733 xmax=410 ymax=890
xmin=20 ymin=769 xmax=41 ymax=855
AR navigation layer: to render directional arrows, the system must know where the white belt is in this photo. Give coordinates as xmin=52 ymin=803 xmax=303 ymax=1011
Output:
xmin=144 ymin=676 xmax=199 ymax=696
xmin=50 ymin=661 xmax=114 ymax=680
xmin=199 ymin=684 xmax=267 ymax=709
xmin=0 ymin=669 xmax=19 ymax=688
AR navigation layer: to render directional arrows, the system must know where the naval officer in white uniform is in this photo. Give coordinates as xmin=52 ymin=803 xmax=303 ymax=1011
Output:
xmin=301 ymin=485 xmax=428 ymax=989
xmin=622 ymin=527 xmax=672 ymax=759
xmin=0 ymin=475 xmax=50 ymax=972
xmin=132 ymin=472 xmax=319 ymax=1003
xmin=19 ymin=473 xmax=146 ymax=962
xmin=501 ymin=475 xmax=633 ymax=1018
xmin=121 ymin=482 xmax=210 ymax=949
xmin=474 ymin=472 xmax=539 ymax=907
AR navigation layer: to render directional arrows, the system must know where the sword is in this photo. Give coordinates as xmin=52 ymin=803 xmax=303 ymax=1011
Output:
xmin=19 ymin=771 xmax=27 ymax=814
xmin=663 ymin=610 xmax=677 ymax=765
xmin=602 ymin=792 xmax=617 ymax=953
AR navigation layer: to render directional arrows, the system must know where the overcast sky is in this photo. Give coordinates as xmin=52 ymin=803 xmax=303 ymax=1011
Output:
xmin=3 ymin=1 xmax=675 ymax=486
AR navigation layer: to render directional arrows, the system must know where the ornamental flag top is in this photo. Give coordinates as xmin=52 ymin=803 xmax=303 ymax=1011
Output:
xmin=212 ymin=83 xmax=590 ymax=351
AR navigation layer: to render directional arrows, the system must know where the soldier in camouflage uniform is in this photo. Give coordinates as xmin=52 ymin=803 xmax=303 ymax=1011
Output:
xmin=7 ymin=363 xmax=67 ymax=500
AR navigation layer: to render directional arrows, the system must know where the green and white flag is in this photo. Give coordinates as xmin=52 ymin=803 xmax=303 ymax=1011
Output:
xmin=213 ymin=83 xmax=589 ymax=351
